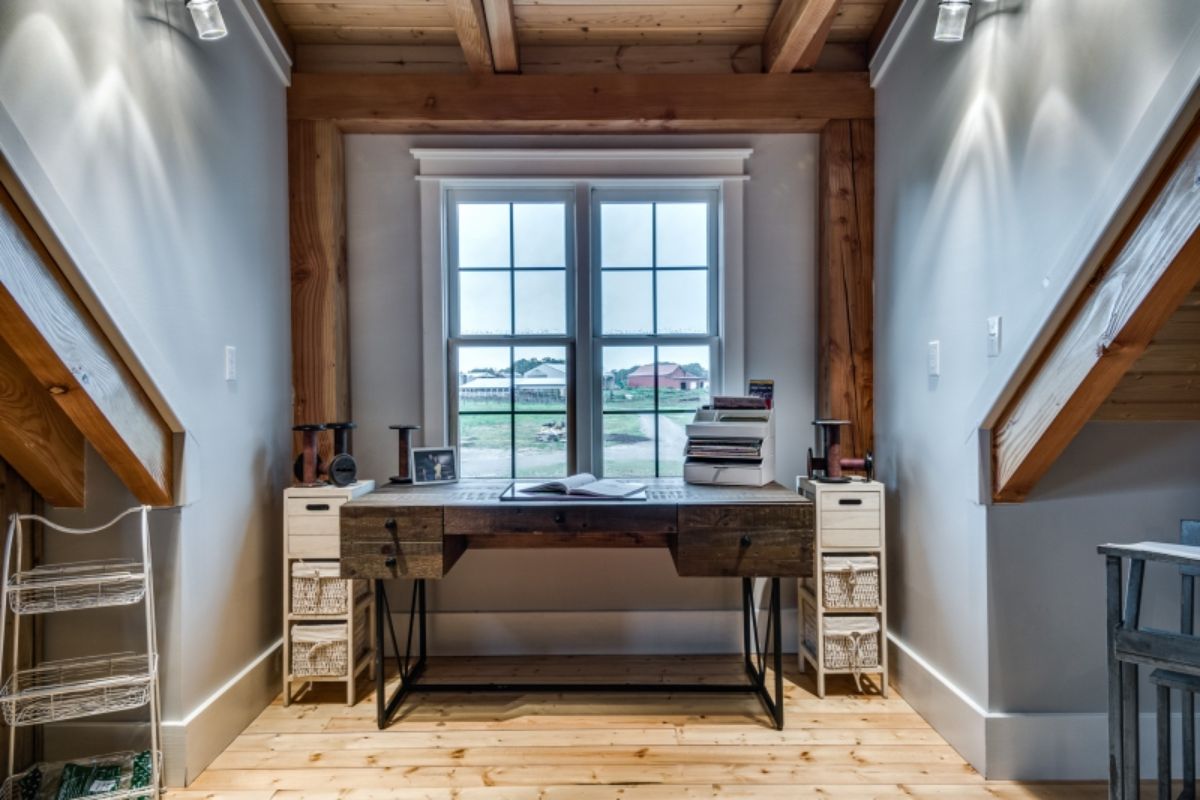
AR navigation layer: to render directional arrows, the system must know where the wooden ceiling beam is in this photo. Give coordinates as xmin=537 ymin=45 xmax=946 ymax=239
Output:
xmin=763 ymin=0 xmax=843 ymax=74
xmin=992 ymin=114 xmax=1200 ymax=502
xmin=867 ymin=0 xmax=902 ymax=58
xmin=0 ymin=183 xmax=174 ymax=507
xmin=0 ymin=335 xmax=85 ymax=507
xmin=482 ymin=0 xmax=519 ymax=73
xmin=288 ymin=72 xmax=874 ymax=132
xmin=446 ymin=0 xmax=495 ymax=72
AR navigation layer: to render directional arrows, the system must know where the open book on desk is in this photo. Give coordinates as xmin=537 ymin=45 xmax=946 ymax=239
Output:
xmin=500 ymin=473 xmax=647 ymax=501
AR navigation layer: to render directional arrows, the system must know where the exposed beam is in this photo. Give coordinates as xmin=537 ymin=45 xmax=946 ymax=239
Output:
xmin=0 ymin=336 xmax=85 ymax=507
xmin=256 ymin=0 xmax=296 ymax=61
xmin=446 ymin=0 xmax=495 ymax=73
xmin=288 ymin=72 xmax=874 ymax=133
xmin=992 ymin=115 xmax=1200 ymax=502
xmin=482 ymin=0 xmax=520 ymax=73
xmin=0 ymin=184 xmax=174 ymax=507
xmin=818 ymin=119 xmax=874 ymax=457
xmin=868 ymin=0 xmax=902 ymax=58
xmin=289 ymin=119 xmax=349 ymax=462
xmin=763 ymin=0 xmax=843 ymax=74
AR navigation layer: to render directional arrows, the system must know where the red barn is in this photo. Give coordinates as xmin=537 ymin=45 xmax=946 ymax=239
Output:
xmin=626 ymin=363 xmax=708 ymax=390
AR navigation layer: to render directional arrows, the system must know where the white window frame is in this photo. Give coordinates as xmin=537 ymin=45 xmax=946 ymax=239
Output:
xmin=416 ymin=148 xmax=749 ymax=477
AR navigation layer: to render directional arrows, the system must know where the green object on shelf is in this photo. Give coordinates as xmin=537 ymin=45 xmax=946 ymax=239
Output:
xmin=55 ymin=761 xmax=120 ymax=800
xmin=16 ymin=765 xmax=42 ymax=800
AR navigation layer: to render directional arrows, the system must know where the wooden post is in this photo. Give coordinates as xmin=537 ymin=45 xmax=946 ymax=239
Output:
xmin=818 ymin=119 xmax=875 ymax=458
xmin=289 ymin=120 xmax=350 ymax=463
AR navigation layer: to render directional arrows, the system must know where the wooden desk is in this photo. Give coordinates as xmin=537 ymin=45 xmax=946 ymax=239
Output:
xmin=341 ymin=479 xmax=814 ymax=730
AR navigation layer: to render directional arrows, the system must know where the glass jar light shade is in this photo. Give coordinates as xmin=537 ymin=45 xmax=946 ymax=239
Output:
xmin=933 ymin=1 xmax=971 ymax=42
xmin=188 ymin=0 xmax=228 ymax=41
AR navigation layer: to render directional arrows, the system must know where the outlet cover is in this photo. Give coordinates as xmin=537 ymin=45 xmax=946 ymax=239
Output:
xmin=928 ymin=340 xmax=941 ymax=377
xmin=224 ymin=345 xmax=237 ymax=381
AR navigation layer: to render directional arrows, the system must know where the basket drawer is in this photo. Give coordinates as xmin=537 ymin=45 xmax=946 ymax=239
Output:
xmin=290 ymin=612 xmax=368 ymax=678
xmin=822 ymin=555 xmax=879 ymax=609
xmin=291 ymin=562 xmax=351 ymax=615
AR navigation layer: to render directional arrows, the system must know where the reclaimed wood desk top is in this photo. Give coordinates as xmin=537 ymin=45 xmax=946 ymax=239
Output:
xmin=340 ymin=479 xmax=814 ymax=580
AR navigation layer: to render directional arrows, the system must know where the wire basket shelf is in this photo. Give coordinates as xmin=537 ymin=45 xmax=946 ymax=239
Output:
xmin=8 ymin=560 xmax=146 ymax=615
xmin=0 ymin=749 xmax=159 ymax=800
xmin=0 ymin=653 xmax=156 ymax=727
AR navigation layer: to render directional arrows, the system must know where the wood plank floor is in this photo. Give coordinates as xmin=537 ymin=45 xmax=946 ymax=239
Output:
xmin=171 ymin=655 xmax=1106 ymax=799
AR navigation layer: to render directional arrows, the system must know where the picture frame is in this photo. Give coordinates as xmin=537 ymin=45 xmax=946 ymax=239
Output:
xmin=410 ymin=446 xmax=459 ymax=485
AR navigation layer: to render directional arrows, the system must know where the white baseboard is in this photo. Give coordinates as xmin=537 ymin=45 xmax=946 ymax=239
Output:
xmin=888 ymin=635 xmax=1200 ymax=780
xmin=887 ymin=635 xmax=988 ymax=773
xmin=390 ymin=609 xmax=799 ymax=656
xmin=160 ymin=639 xmax=282 ymax=786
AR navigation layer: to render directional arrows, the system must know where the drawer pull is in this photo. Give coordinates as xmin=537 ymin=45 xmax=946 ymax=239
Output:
xmin=384 ymin=556 xmax=397 ymax=567
xmin=305 ymin=503 xmax=330 ymax=512
xmin=838 ymin=498 xmax=863 ymax=506
xmin=554 ymin=512 xmax=565 ymax=524
xmin=384 ymin=518 xmax=397 ymax=530
xmin=740 ymin=534 xmax=752 ymax=548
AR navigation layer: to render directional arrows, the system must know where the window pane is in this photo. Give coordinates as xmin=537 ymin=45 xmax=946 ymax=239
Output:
xmin=657 ymin=345 xmax=711 ymax=410
xmin=516 ymin=414 xmax=568 ymax=478
xmin=514 ymin=346 xmax=567 ymax=411
xmin=656 ymin=203 xmax=709 ymax=267
xmin=458 ymin=346 xmax=511 ymax=411
xmin=601 ymin=203 xmax=652 ymax=268
xmin=655 ymin=269 xmax=709 ymax=335
xmin=658 ymin=412 xmax=692 ymax=477
xmin=603 ymin=346 xmax=655 ymax=412
xmin=601 ymin=270 xmax=652 ymax=335
xmin=603 ymin=413 xmax=655 ymax=477
xmin=459 ymin=413 xmax=512 ymax=478
xmin=514 ymin=203 xmax=566 ymax=268
xmin=457 ymin=203 xmax=510 ymax=268
xmin=458 ymin=271 xmax=511 ymax=336
xmin=515 ymin=270 xmax=566 ymax=335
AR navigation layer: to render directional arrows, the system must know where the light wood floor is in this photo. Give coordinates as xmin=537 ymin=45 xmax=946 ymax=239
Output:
xmin=170 ymin=655 xmax=1106 ymax=799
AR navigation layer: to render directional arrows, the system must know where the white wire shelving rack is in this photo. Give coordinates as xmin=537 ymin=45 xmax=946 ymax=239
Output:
xmin=0 ymin=506 xmax=162 ymax=799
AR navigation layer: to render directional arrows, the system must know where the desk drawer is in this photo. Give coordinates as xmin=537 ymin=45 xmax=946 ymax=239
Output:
xmin=340 ymin=507 xmax=454 ymax=579
xmin=445 ymin=505 xmax=676 ymax=546
xmin=287 ymin=534 xmax=340 ymax=559
xmin=672 ymin=504 xmax=813 ymax=578
xmin=821 ymin=528 xmax=881 ymax=549
xmin=819 ymin=491 xmax=880 ymax=512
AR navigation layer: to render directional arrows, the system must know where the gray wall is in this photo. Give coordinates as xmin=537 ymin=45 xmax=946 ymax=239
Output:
xmin=874 ymin=0 xmax=1200 ymax=777
xmin=0 ymin=0 xmax=291 ymax=777
xmin=347 ymin=133 xmax=817 ymax=650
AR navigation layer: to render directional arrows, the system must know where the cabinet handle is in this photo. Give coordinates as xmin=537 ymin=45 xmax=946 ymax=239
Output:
xmin=838 ymin=498 xmax=863 ymax=506
xmin=554 ymin=512 xmax=565 ymax=524
xmin=384 ymin=556 xmax=397 ymax=567
xmin=305 ymin=503 xmax=330 ymax=512
xmin=740 ymin=534 xmax=752 ymax=548
xmin=384 ymin=518 xmax=397 ymax=530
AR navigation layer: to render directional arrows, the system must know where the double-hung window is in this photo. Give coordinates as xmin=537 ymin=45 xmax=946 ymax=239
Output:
xmin=447 ymin=184 xmax=720 ymax=479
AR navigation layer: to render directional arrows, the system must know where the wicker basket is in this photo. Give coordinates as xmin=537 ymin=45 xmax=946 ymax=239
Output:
xmin=822 ymin=616 xmax=880 ymax=672
xmin=291 ymin=562 xmax=348 ymax=616
xmin=291 ymin=623 xmax=349 ymax=677
xmin=822 ymin=555 xmax=880 ymax=609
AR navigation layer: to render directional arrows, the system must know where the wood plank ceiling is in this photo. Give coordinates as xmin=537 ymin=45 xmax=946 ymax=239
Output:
xmin=277 ymin=0 xmax=896 ymax=74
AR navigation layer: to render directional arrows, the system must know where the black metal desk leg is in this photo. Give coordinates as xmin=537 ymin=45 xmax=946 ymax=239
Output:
xmin=374 ymin=579 xmax=386 ymax=729
xmin=772 ymin=577 xmax=783 ymax=730
xmin=1107 ymin=555 xmax=1124 ymax=800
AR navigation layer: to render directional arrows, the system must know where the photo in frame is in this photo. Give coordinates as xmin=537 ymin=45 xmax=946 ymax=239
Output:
xmin=410 ymin=447 xmax=459 ymax=485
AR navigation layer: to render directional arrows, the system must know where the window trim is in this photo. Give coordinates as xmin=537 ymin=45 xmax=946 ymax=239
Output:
xmin=415 ymin=148 xmax=750 ymax=474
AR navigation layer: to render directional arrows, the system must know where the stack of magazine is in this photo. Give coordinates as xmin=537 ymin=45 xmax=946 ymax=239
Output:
xmin=683 ymin=398 xmax=775 ymax=486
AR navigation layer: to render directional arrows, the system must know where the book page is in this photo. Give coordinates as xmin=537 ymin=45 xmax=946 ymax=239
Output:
xmin=523 ymin=473 xmax=597 ymax=493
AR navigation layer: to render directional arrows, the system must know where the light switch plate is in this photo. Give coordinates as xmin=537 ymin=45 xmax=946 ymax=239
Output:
xmin=224 ymin=345 xmax=237 ymax=381
xmin=928 ymin=340 xmax=941 ymax=377
xmin=987 ymin=316 xmax=1002 ymax=357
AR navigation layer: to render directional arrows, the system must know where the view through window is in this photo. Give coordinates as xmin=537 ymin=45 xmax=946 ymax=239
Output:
xmin=448 ymin=186 xmax=719 ymax=478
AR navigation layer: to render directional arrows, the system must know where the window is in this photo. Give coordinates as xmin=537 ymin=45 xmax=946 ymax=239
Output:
xmin=448 ymin=188 xmax=575 ymax=479
xmin=448 ymin=185 xmax=719 ymax=479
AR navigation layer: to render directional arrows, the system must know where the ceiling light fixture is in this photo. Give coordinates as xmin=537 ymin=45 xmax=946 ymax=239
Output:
xmin=187 ymin=0 xmax=228 ymax=41
xmin=934 ymin=0 xmax=971 ymax=42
